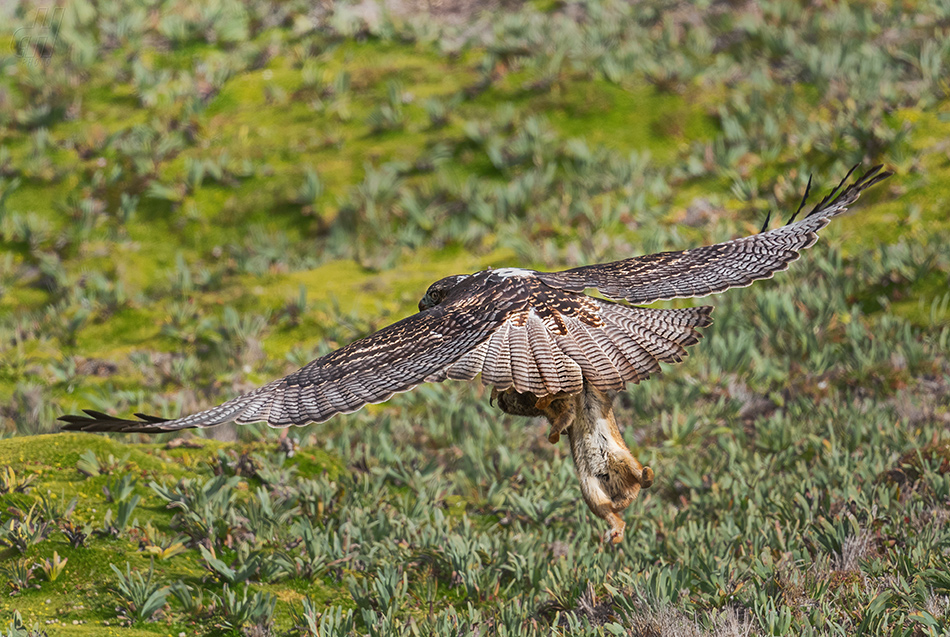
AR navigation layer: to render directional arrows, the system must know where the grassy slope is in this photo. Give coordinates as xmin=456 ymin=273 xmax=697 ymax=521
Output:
xmin=2 ymin=0 xmax=950 ymax=635
xmin=0 ymin=434 xmax=343 ymax=634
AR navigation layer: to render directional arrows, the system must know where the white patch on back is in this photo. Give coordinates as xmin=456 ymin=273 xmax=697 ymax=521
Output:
xmin=492 ymin=267 xmax=534 ymax=279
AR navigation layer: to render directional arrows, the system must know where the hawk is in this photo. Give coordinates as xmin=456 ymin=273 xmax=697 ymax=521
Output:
xmin=60 ymin=165 xmax=891 ymax=543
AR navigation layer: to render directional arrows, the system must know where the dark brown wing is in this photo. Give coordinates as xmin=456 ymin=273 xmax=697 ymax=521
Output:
xmin=59 ymin=296 xmax=506 ymax=433
xmin=537 ymin=165 xmax=891 ymax=304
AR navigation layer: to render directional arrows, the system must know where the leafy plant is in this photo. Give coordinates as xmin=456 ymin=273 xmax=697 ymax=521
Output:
xmin=349 ymin=564 xmax=409 ymax=636
xmin=171 ymin=582 xmax=217 ymax=620
xmin=76 ymin=449 xmax=127 ymax=477
xmin=0 ymin=467 xmax=36 ymax=494
xmin=215 ymin=583 xmax=276 ymax=633
xmin=109 ymin=560 xmax=171 ymax=623
xmin=38 ymin=551 xmax=68 ymax=582
xmin=367 ymin=81 xmax=407 ymax=133
xmin=97 ymin=494 xmax=141 ymax=537
xmin=424 ymin=97 xmax=452 ymax=129
xmin=0 ymin=505 xmax=51 ymax=553
xmin=103 ymin=474 xmax=137 ymax=503
xmin=59 ymin=519 xmax=90 ymax=548
xmin=296 ymin=167 xmax=324 ymax=208
xmin=149 ymin=475 xmax=241 ymax=546
xmin=0 ymin=559 xmax=39 ymax=595
xmin=139 ymin=523 xmax=188 ymax=561
xmin=286 ymin=519 xmax=332 ymax=580
xmin=2 ymin=610 xmax=48 ymax=637
xmin=199 ymin=544 xmax=263 ymax=585
xmin=291 ymin=599 xmax=356 ymax=637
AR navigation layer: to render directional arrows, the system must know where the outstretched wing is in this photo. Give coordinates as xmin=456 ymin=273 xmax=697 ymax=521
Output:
xmin=59 ymin=275 xmax=713 ymax=433
xmin=59 ymin=300 xmax=505 ymax=433
xmin=538 ymin=165 xmax=891 ymax=304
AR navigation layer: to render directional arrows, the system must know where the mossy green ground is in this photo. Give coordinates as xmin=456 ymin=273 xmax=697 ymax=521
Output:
xmin=2 ymin=0 xmax=950 ymax=635
xmin=1 ymin=435 xmax=342 ymax=634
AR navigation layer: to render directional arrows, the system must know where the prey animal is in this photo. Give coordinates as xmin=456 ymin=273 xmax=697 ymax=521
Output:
xmin=60 ymin=166 xmax=890 ymax=543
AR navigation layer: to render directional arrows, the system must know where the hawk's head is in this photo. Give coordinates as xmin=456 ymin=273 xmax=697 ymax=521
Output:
xmin=419 ymin=274 xmax=471 ymax=311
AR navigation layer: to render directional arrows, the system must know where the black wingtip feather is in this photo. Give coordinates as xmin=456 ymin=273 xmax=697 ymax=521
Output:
xmin=805 ymin=163 xmax=891 ymax=220
xmin=806 ymin=163 xmax=859 ymax=217
xmin=759 ymin=209 xmax=772 ymax=234
xmin=82 ymin=409 xmax=113 ymax=419
xmin=787 ymin=174 xmax=813 ymax=225
xmin=56 ymin=414 xmax=90 ymax=424
xmin=58 ymin=409 xmax=172 ymax=433
xmin=134 ymin=413 xmax=171 ymax=423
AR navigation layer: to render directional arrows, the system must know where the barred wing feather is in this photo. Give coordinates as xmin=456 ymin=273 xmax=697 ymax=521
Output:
xmin=538 ymin=165 xmax=890 ymax=304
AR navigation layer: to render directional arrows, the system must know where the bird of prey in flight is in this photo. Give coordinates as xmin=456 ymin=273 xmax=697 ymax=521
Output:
xmin=61 ymin=165 xmax=891 ymax=543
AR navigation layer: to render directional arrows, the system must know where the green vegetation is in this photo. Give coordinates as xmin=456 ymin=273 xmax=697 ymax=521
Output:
xmin=2 ymin=0 xmax=949 ymax=634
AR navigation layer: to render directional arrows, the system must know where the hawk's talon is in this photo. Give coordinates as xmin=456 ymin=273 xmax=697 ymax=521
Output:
xmin=548 ymin=430 xmax=561 ymax=444
xmin=534 ymin=394 xmax=556 ymax=411
xmin=640 ymin=466 xmax=654 ymax=489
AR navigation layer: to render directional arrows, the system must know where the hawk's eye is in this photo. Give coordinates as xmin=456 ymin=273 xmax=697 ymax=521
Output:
xmin=419 ymin=289 xmax=444 ymax=311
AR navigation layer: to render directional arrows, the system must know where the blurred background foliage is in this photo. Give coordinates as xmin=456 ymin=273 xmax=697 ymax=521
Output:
xmin=1 ymin=0 xmax=949 ymax=634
